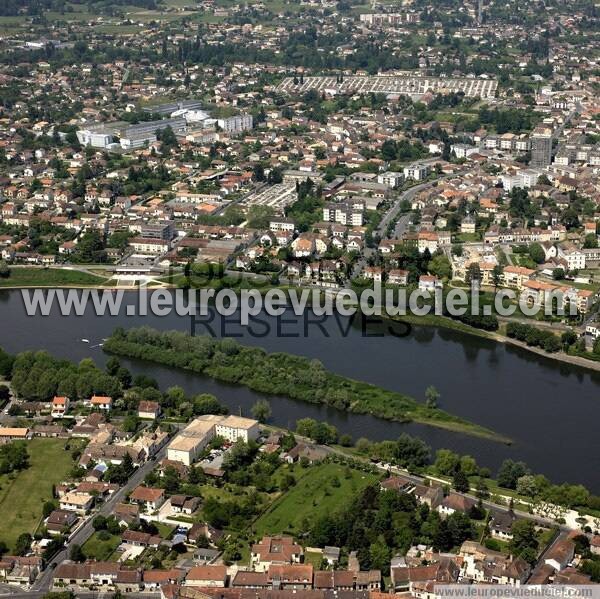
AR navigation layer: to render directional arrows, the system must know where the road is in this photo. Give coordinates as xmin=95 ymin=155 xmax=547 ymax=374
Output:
xmin=30 ymin=444 xmax=170 ymax=593
xmin=10 ymin=425 xmax=572 ymax=596
xmin=374 ymin=169 xmax=471 ymax=242
xmin=353 ymin=174 xmax=459 ymax=278
xmin=319 ymin=442 xmax=570 ymax=533
xmin=0 ymin=379 xmax=15 ymax=421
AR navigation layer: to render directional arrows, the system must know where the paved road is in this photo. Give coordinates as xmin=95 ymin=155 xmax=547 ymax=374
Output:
xmin=374 ymin=170 xmax=470 ymax=241
xmin=31 ymin=445 xmax=170 ymax=593
xmin=353 ymin=174 xmax=458 ymax=277
xmin=0 ymin=380 xmax=15 ymax=422
xmin=392 ymin=213 xmax=412 ymax=239
xmin=320 ymin=443 xmax=570 ymax=533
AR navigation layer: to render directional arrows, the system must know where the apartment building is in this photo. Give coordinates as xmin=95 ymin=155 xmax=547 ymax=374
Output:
xmin=323 ymin=201 xmax=364 ymax=226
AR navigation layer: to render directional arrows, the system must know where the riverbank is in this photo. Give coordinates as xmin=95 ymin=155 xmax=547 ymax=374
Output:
xmin=4 ymin=272 xmax=600 ymax=372
xmin=393 ymin=312 xmax=600 ymax=373
xmin=102 ymin=326 xmax=511 ymax=444
xmin=0 ymin=267 xmax=111 ymax=288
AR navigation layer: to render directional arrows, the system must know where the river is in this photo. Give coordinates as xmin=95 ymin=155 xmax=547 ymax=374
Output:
xmin=1 ymin=288 xmax=599 ymax=491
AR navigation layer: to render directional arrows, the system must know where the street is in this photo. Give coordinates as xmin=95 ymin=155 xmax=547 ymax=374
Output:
xmin=30 ymin=445 xmax=170 ymax=593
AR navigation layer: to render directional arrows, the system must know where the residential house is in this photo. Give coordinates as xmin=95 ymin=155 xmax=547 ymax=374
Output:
xmin=251 ymin=536 xmax=304 ymax=572
xmin=90 ymin=395 xmax=113 ymax=411
xmin=129 ymin=486 xmax=165 ymax=512
xmin=184 ymin=565 xmax=228 ymax=588
xmin=138 ymin=401 xmax=161 ymax=420
xmin=51 ymin=396 xmax=70 ymax=418
xmin=545 ymin=538 xmax=575 ymax=571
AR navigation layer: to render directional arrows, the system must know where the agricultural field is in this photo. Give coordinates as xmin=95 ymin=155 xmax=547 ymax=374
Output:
xmin=252 ymin=462 xmax=379 ymax=537
xmin=0 ymin=439 xmax=75 ymax=550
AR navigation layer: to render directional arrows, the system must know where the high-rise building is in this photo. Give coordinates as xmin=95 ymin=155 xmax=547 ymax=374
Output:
xmin=530 ymin=126 xmax=553 ymax=168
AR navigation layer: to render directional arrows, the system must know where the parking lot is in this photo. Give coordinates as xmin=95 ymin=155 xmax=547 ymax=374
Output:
xmin=278 ymin=74 xmax=498 ymax=99
xmin=243 ymin=183 xmax=297 ymax=211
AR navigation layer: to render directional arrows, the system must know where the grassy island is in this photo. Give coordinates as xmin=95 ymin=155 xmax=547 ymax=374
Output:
xmin=103 ymin=326 xmax=510 ymax=443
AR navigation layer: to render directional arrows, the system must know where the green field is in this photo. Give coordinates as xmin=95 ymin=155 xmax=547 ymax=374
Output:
xmin=0 ymin=267 xmax=108 ymax=288
xmin=82 ymin=531 xmax=121 ymax=561
xmin=253 ymin=463 xmax=379 ymax=537
xmin=0 ymin=439 xmax=74 ymax=550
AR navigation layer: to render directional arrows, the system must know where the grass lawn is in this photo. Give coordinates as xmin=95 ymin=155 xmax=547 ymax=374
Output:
xmin=0 ymin=439 xmax=74 ymax=550
xmin=83 ymin=531 xmax=121 ymax=561
xmin=156 ymin=522 xmax=175 ymax=540
xmin=512 ymin=254 xmax=537 ymax=269
xmin=305 ymin=550 xmax=325 ymax=569
xmin=454 ymin=232 xmax=481 ymax=243
xmin=0 ymin=267 xmax=108 ymax=288
xmin=252 ymin=463 xmax=378 ymax=537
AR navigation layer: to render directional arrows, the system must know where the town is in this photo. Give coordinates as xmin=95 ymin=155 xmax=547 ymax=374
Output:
xmin=0 ymin=0 xmax=600 ymax=595
xmin=0 ymin=0 xmax=599 ymax=362
xmin=0 ymin=354 xmax=600 ymax=597
xmin=0 ymin=345 xmax=600 ymax=597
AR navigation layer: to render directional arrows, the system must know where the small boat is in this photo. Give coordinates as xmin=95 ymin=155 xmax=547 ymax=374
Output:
xmin=81 ymin=339 xmax=90 ymax=343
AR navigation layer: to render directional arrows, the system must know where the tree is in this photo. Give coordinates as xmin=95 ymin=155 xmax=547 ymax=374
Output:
xmin=453 ymin=467 xmax=470 ymax=493
xmin=0 ymin=348 xmax=13 ymax=378
xmin=355 ymin=437 xmax=371 ymax=453
xmin=280 ymin=474 xmax=296 ymax=492
xmin=395 ymin=434 xmax=430 ymax=469
xmin=428 ymin=254 xmax=452 ymax=280
xmin=121 ymin=414 xmax=140 ymax=433
xmin=509 ymin=519 xmax=538 ymax=558
xmin=0 ymin=260 xmax=10 ymax=278
xmin=583 ymin=233 xmax=598 ymax=249
xmin=247 ymin=205 xmax=275 ymax=229
xmin=491 ymin=265 xmax=503 ymax=290
xmin=460 ymin=455 xmax=478 ymax=477
xmin=105 ymin=356 xmax=121 ymax=376
xmin=42 ymin=500 xmax=56 ymax=519
xmin=0 ymin=441 xmax=29 ymax=474
xmin=561 ymin=330 xmax=578 ymax=348
xmin=0 ymin=385 xmax=9 ymax=402
xmin=71 ymin=230 xmax=106 ymax=264
xmin=497 ymin=460 xmax=530 ymax=490
xmin=475 ymin=478 xmax=490 ymax=499
xmin=465 ymin=263 xmax=482 ymax=286
xmin=92 ymin=515 xmax=107 ymax=530
xmin=529 ymin=243 xmax=545 ymax=264
xmin=433 ymin=519 xmax=453 ymax=551
xmin=425 ymin=385 xmax=440 ymax=408
xmin=434 ymin=449 xmax=460 ymax=475
xmin=516 ymin=475 xmax=539 ymax=498
xmin=339 ymin=434 xmax=353 ymax=447
xmin=14 ymin=533 xmax=32 ymax=556
xmin=253 ymin=163 xmax=265 ymax=182
xmin=447 ymin=511 xmax=475 ymax=545
xmin=69 ymin=543 xmax=85 ymax=562
xmin=193 ymin=393 xmax=224 ymax=415
xmin=251 ymin=399 xmax=272 ymax=423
